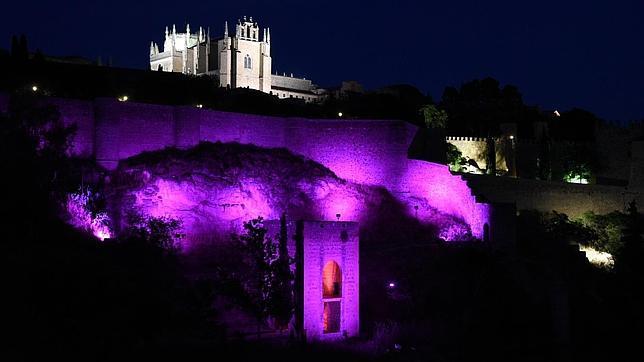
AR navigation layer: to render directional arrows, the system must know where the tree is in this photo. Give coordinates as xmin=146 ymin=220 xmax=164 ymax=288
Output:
xmin=231 ymin=215 xmax=295 ymax=336
xmin=10 ymin=35 xmax=19 ymax=58
xmin=614 ymin=201 xmax=644 ymax=278
xmin=420 ymin=104 xmax=448 ymax=129
xmin=1 ymin=93 xmax=77 ymax=238
xmin=446 ymin=143 xmax=467 ymax=172
xmin=270 ymin=213 xmax=294 ymax=331
xmin=439 ymin=77 xmax=541 ymax=137
xmin=124 ymin=214 xmax=184 ymax=254
xmin=10 ymin=34 xmax=29 ymax=61
xmin=234 ymin=217 xmax=277 ymax=337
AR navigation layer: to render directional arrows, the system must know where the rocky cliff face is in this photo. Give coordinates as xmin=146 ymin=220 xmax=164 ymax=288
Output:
xmin=107 ymin=142 xmax=470 ymax=250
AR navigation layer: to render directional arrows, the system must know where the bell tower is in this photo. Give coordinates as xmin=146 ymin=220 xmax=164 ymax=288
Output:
xmin=218 ymin=16 xmax=271 ymax=91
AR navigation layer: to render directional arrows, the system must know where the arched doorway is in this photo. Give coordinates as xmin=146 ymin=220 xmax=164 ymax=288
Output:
xmin=322 ymin=261 xmax=342 ymax=298
xmin=322 ymin=261 xmax=342 ymax=333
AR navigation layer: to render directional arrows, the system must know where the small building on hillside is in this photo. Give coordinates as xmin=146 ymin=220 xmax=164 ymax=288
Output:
xmin=265 ymin=220 xmax=359 ymax=341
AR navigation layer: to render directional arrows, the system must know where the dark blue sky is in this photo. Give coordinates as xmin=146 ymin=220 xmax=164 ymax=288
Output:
xmin=2 ymin=0 xmax=643 ymax=121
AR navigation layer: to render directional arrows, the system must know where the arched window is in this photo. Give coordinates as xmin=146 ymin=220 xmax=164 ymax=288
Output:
xmin=322 ymin=261 xmax=342 ymax=298
xmin=244 ymin=54 xmax=252 ymax=69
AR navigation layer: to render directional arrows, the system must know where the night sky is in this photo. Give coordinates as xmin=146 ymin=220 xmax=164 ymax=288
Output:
xmin=2 ymin=0 xmax=643 ymax=121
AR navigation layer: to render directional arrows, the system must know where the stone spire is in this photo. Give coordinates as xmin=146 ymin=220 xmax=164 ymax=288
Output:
xmin=266 ymin=27 xmax=270 ymax=43
xmin=186 ymin=23 xmax=191 ymax=35
xmin=171 ymin=24 xmax=176 ymax=55
xmin=224 ymin=21 xmax=228 ymax=37
xmin=149 ymin=41 xmax=155 ymax=56
xmin=165 ymin=26 xmax=169 ymax=39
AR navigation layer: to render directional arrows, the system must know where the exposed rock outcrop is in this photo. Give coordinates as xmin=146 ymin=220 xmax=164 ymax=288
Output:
xmin=107 ymin=142 xmax=471 ymax=249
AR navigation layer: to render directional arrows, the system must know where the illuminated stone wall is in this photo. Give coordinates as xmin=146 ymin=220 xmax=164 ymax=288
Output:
xmin=463 ymin=173 xmax=643 ymax=218
xmin=3 ymin=96 xmax=496 ymax=240
xmin=446 ymin=136 xmax=509 ymax=172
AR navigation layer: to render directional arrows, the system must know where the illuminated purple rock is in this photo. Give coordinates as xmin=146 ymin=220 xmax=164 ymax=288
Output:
xmin=398 ymin=160 xmax=491 ymax=240
xmin=106 ymin=142 xmax=471 ymax=250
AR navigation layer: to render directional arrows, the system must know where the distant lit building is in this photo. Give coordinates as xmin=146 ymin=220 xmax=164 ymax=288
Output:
xmin=149 ymin=16 xmax=321 ymax=102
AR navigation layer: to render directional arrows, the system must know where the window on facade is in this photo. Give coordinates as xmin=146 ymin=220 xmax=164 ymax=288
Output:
xmin=323 ymin=261 xmax=342 ymax=298
xmin=323 ymin=301 xmax=341 ymax=333
xmin=244 ymin=55 xmax=252 ymax=69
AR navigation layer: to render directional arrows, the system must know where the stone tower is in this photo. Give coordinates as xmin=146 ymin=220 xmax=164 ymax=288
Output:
xmin=265 ymin=220 xmax=360 ymax=342
xmin=217 ymin=16 xmax=272 ymax=92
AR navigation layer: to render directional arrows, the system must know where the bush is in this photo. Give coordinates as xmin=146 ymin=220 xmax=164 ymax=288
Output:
xmin=124 ymin=214 xmax=185 ymax=253
xmin=446 ymin=143 xmax=467 ymax=172
xmin=579 ymin=211 xmax=627 ymax=255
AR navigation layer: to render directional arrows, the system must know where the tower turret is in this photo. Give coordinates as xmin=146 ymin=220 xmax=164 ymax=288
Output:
xmin=236 ymin=16 xmax=260 ymax=41
xmin=171 ymin=24 xmax=176 ymax=54
xmin=150 ymin=41 xmax=159 ymax=56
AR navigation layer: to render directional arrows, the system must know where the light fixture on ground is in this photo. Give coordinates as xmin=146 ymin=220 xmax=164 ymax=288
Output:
xmin=118 ymin=95 xmax=129 ymax=102
xmin=31 ymin=85 xmax=38 ymax=92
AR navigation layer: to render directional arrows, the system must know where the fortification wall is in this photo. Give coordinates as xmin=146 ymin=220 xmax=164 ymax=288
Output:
xmin=400 ymin=160 xmax=492 ymax=239
xmin=462 ymin=174 xmax=642 ymax=218
xmin=56 ymin=99 xmax=96 ymax=157
xmin=1 ymin=95 xmax=496 ymax=240
xmin=446 ymin=136 xmax=509 ymax=172
xmin=51 ymin=97 xmax=416 ymax=188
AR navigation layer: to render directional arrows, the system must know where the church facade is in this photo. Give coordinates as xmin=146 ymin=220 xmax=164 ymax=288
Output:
xmin=150 ymin=17 xmax=321 ymax=102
